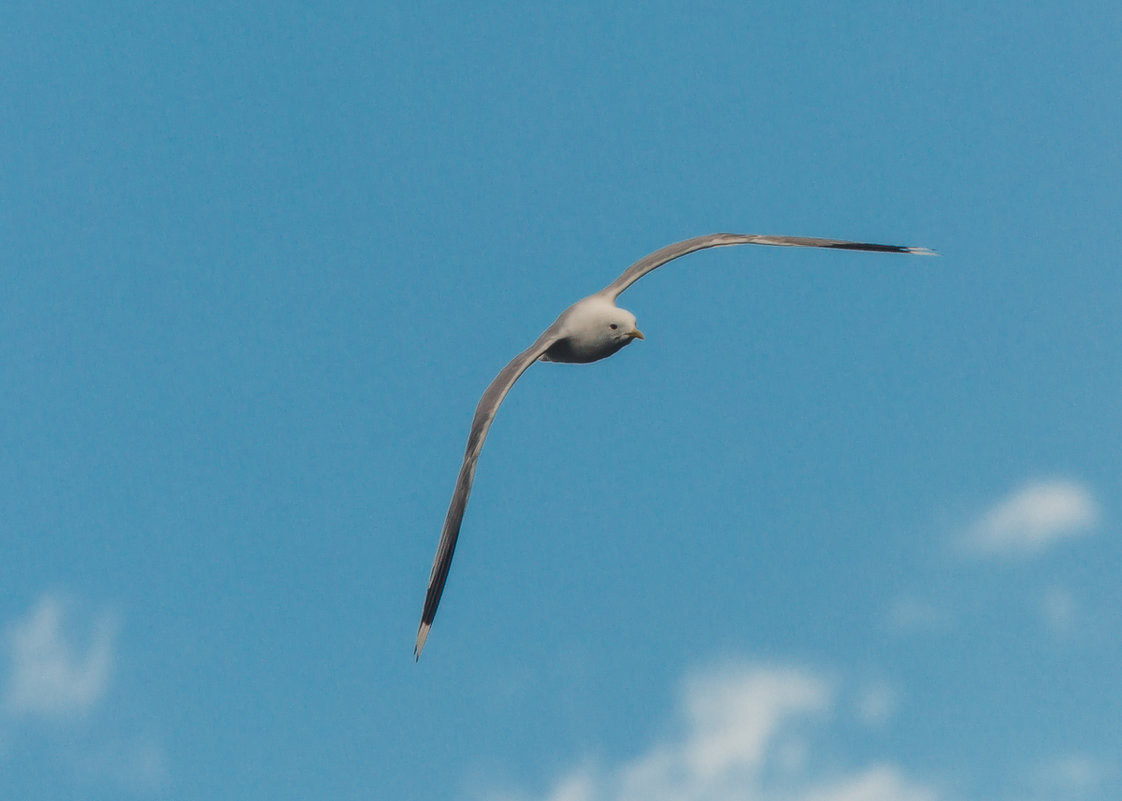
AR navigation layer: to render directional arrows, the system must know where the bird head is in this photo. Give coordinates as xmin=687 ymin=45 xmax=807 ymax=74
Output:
xmin=605 ymin=307 xmax=644 ymax=346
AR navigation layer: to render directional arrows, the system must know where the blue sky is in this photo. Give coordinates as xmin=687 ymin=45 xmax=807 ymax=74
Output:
xmin=2 ymin=2 xmax=1120 ymax=799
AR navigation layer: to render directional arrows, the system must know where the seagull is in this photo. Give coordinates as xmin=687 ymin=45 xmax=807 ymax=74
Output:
xmin=414 ymin=232 xmax=935 ymax=658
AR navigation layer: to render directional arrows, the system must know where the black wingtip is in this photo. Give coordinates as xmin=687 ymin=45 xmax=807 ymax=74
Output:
xmin=414 ymin=622 xmax=430 ymax=661
xmin=827 ymin=242 xmax=938 ymax=256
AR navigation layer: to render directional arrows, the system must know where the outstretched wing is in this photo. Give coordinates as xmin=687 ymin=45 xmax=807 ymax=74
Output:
xmin=597 ymin=233 xmax=936 ymax=301
xmin=415 ymin=325 xmax=564 ymax=659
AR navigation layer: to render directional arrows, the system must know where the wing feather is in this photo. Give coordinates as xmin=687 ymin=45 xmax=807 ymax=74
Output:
xmin=414 ymin=325 xmax=563 ymax=659
xmin=597 ymin=233 xmax=936 ymax=301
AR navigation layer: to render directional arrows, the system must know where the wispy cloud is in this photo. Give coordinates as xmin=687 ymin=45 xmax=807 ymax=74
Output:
xmin=1 ymin=593 xmax=169 ymax=795
xmin=1031 ymin=753 xmax=1113 ymax=797
xmin=854 ymin=682 xmax=899 ymax=729
xmin=679 ymin=664 xmax=828 ymax=780
xmin=963 ymin=479 xmax=1099 ymax=557
xmin=76 ymin=737 xmax=170 ymax=793
xmin=885 ymin=597 xmax=951 ymax=634
xmin=485 ymin=662 xmax=940 ymax=801
xmin=2 ymin=594 xmax=118 ymax=719
xmin=1041 ymin=586 xmax=1078 ymax=634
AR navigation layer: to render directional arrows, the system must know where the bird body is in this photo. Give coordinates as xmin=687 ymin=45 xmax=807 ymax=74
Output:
xmin=414 ymin=232 xmax=935 ymax=659
xmin=541 ymin=296 xmax=643 ymax=363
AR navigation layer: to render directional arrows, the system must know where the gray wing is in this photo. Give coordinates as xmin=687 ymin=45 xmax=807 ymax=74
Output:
xmin=597 ymin=233 xmax=936 ymax=301
xmin=414 ymin=324 xmax=564 ymax=659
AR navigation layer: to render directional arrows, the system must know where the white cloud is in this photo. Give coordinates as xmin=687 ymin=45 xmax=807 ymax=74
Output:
xmin=2 ymin=594 xmax=118 ymax=718
xmin=801 ymin=766 xmax=936 ymax=801
xmin=680 ymin=664 xmax=828 ymax=780
xmin=963 ymin=479 xmax=1099 ymax=557
xmin=1 ymin=593 xmax=168 ymax=795
xmin=486 ymin=663 xmax=941 ymax=801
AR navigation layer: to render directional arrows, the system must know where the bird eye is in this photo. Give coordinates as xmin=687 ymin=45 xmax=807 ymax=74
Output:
xmin=609 ymin=323 xmax=618 ymax=330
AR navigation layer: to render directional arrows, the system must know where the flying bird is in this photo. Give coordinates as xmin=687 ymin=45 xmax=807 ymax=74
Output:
xmin=415 ymin=233 xmax=935 ymax=658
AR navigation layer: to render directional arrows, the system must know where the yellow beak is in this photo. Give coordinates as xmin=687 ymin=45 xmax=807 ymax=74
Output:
xmin=629 ymin=328 xmax=645 ymax=340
